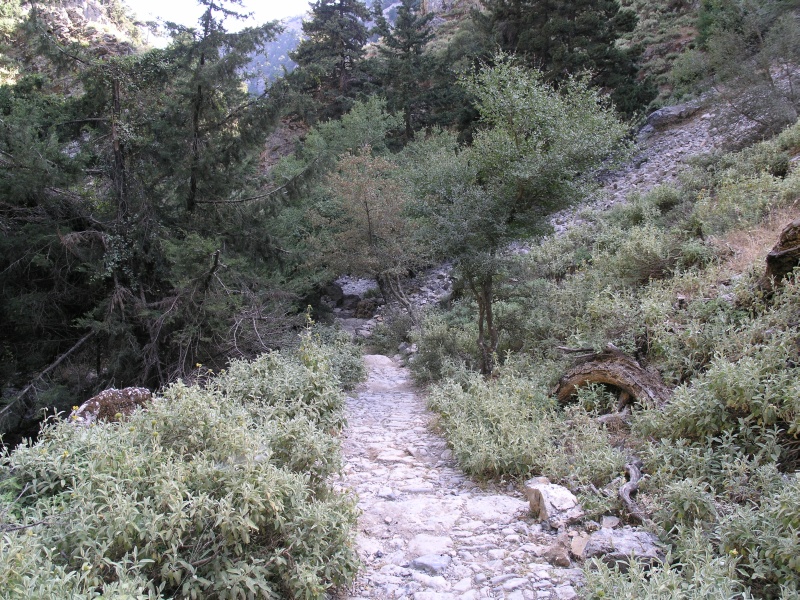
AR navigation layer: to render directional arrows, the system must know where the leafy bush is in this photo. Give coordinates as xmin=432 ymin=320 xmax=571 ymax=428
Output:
xmin=0 ymin=337 xmax=359 ymax=599
xmin=427 ymin=368 xmax=556 ymax=479
xmin=367 ymin=307 xmax=416 ymax=355
xmin=427 ymin=366 xmax=625 ymax=497
xmin=720 ymin=474 xmax=800 ymax=597
xmin=410 ymin=306 xmax=480 ymax=382
xmin=585 ymin=527 xmax=751 ymax=599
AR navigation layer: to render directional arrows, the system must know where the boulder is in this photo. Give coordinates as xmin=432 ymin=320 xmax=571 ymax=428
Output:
xmin=524 ymin=477 xmax=585 ymax=528
xmin=322 ymin=282 xmax=344 ymax=304
xmin=70 ymin=387 xmax=151 ymax=426
xmin=582 ymin=526 xmax=664 ymax=572
xmin=646 ymin=103 xmax=701 ymax=129
xmin=761 ymin=218 xmax=800 ymax=288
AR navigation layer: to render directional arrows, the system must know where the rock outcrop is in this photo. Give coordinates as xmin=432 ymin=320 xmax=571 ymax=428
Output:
xmin=70 ymin=387 xmax=151 ymax=426
xmin=761 ymin=218 xmax=800 ymax=288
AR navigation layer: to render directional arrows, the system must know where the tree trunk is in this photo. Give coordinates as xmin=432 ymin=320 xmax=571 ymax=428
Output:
xmin=469 ymin=274 xmax=498 ymax=375
xmin=111 ymin=78 xmax=127 ymax=219
xmin=187 ymin=9 xmax=212 ymax=213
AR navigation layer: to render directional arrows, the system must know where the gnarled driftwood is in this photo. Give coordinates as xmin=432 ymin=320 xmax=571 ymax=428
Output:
xmin=553 ymin=345 xmax=670 ymax=409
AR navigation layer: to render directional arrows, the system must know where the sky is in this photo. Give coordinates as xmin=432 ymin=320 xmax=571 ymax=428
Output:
xmin=125 ymin=0 xmax=311 ymax=33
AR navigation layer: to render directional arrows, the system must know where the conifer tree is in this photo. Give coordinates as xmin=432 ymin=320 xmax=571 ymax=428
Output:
xmin=373 ymin=0 xmax=434 ymax=140
xmin=484 ymin=0 xmax=655 ymax=115
xmin=290 ymin=0 xmax=370 ymax=121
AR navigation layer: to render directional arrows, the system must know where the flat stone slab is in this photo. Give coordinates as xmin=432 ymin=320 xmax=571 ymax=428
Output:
xmin=410 ymin=554 xmax=452 ymax=575
xmin=583 ymin=526 xmax=664 ymax=571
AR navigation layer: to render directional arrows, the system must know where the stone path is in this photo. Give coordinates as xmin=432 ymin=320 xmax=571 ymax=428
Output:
xmin=336 ymin=355 xmax=584 ymax=600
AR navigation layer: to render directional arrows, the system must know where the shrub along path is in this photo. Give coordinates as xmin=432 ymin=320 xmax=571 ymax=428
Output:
xmin=338 ymin=355 xmax=584 ymax=600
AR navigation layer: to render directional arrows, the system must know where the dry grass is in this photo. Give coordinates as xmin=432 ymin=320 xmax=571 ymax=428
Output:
xmin=711 ymin=204 xmax=800 ymax=275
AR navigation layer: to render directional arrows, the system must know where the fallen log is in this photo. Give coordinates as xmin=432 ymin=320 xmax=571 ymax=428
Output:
xmin=553 ymin=345 xmax=670 ymax=409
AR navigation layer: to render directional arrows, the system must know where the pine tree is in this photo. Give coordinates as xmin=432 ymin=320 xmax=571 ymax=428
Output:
xmin=290 ymin=0 xmax=370 ymax=121
xmin=484 ymin=0 xmax=655 ymax=115
xmin=373 ymin=0 xmax=434 ymax=140
xmin=0 ymin=0 xmax=288 ymax=418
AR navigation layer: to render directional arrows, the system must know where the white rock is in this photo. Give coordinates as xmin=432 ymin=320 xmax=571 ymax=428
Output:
xmin=583 ymin=527 xmax=664 ymax=571
xmin=524 ymin=478 xmax=585 ymax=528
xmin=411 ymin=554 xmax=452 ymax=575
xmin=408 ymin=534 xmax=453 ymax=557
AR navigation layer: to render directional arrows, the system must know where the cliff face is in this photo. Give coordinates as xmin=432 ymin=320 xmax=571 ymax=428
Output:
xmin=1 ymin=0 xmax=141 ymax=87
xmin=421 ymin=0 xmax=482 ymax=14
xmin=23 ymin=0 xmax=139 ymax=52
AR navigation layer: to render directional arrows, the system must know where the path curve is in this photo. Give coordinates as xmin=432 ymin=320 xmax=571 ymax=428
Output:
xmin=338 ymin=355 xmax=584 ymax=600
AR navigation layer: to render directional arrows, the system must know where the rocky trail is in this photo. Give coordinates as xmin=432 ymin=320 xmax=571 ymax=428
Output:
xmin=336 ymin=355 xmax=585 ymax=600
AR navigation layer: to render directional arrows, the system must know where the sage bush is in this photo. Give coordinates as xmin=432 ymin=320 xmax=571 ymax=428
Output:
xmin=0 ymin=335 xmax=359 ymax=599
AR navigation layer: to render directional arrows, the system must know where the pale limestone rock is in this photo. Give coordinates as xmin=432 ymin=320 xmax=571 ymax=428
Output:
xmin=524 ymin=478 xmax=585 ymax=527
xmin=583 ymin=527 xmax=664 ymax=571
xmin=570 ymin=533 xmax=590 ymax=559
xmin=601 ymin=515 xmax=620 ymax=529
xmin=411 ymin=554 xmax=452 ymax=575
xmin=408 ymin=534 xmax=453 ymax=557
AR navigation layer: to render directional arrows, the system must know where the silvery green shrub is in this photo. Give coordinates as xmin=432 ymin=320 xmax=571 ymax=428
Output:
xmin=0 ymin=336 xmax=359 ymax=599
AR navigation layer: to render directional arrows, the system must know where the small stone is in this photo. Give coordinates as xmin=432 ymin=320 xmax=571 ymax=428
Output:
xmin=503 ymin=578 xmax=529 ymax=591
xmin=410 ymin=554 xmax=452 ymax=575
xmin=601 ymin=516 xmax=620 ymax=529
xmin=555 ymin=585 xmax=578 ymax=600
xmin=378 ymin=487 xmax=397 ymax=500
xmin=453 ymin=577 xmax=472 ymax=592
xmin=544 ymin=545 xmax=571 ymax=568
xmin=570 ymin=533 xmax=590 ymax=558
xmin=408 ymin=534 xmax=453 ymax=557
xmin=473 ymin=574 xmax=487 ymax=584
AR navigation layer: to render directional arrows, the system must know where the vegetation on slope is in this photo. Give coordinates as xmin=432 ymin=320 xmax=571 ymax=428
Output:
xmin=414 ymin=121 xmax=800 ymax=598
xmin=3 ymin=0 xmax=800 ymax=597
xmin=0 ymin=330 xmax=363 ymax=599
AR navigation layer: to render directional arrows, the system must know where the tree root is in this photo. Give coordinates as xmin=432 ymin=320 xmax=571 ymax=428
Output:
xmin=620 ymin=459 xmax=647 ymax=524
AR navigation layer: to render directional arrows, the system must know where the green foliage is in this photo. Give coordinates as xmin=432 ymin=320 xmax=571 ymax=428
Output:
xmin=371 ymin=0 xmax=435 ymax=140
xmin=0 ymin=339 xmax=359 ymax=599
xmin=0 ymin=3 xmax=300 ymax=424
xmin=680 ymin=0 xmax=800 ymax=144
xmin=410 ymin=306 xmax=481 ymax=382
xmin=289 ymin=0 xmax=370 ymax=121
xmin=367 ymin=307 xmax=416 ymax=355
xmin=427 ymin=366 xmax=558 ymax=479
xmin=720 ymin=474 xmax=800 ymax=597
xmin=419 ymin=108 xmax=800 ymax=596
xmin=484 ymin=0 xmax=656 ymax=115
xmin=410 ymin=55 xmax=628 ymax=372
xmin=427 ymin=364 xmax=625 ymax=492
